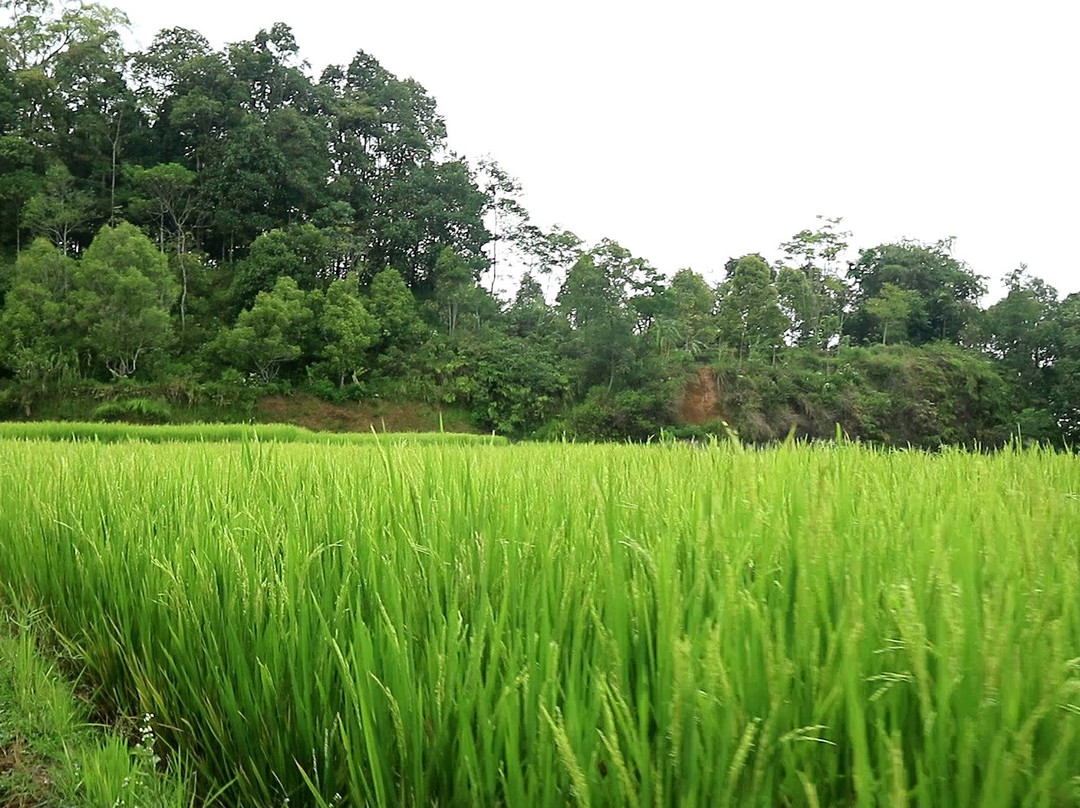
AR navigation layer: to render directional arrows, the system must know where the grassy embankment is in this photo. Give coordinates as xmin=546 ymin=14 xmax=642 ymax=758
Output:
xmin=5 ymin=386 xmax=477 ymax=435
xmin=0 ymin=437 xmax=1078 ymax=806
xmin=0 ymin=420 xmax=506 ymax=445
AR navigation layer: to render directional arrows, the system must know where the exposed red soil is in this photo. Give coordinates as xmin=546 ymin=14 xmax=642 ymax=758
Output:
xmin=677 ymin=366 xmax=723 ymax=425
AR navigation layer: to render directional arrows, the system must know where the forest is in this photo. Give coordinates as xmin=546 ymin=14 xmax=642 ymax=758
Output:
xmin=1 ymin=0 xmax=1078 ymax=445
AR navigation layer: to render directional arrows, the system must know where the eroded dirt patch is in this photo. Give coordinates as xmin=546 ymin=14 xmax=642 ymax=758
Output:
xmin=257 ymin=394 xmax=473 ymax=433
xmin=677 ymin=366 xmax=722 ymax=425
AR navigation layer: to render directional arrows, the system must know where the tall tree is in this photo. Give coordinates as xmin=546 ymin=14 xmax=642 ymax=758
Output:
xmin=20 ymin=162 xmax=94 ymax=253
xmin=229 ymin=223 xmax=334 ymax=313
xmin=866 ymin=282 xmax=919 ymax=345
xmin=1052 ymin=293 xmax=1080 ymax=441
xmin=432 ymin=246 xmax=476 ymax=335
xmin=314 ymin=278 xmax=377 ymax=387
xmin=0 ymin=236 xmax=78 ymax=379
xmin=366 ymin=158 xmax=490 ymax=290
xmin=219 ymin=274 xmax=314 ymax=382
xmin=0 ymin=59 xmax=47 ymax=249
xmin=365 ymin=266 xmax=428 ymax=374
xmin=319 ymin=51 xmax=491 ymax=290
xmin=506 ymin=272 xmax=560 ymax=341
xmin=72 ymin=221 xmax=177 ymax=377
xmin=653 ymin=268 xmax=716 ymax=356
xmin=473 ymin=157 xmax=529 ymax=295
xmin=846 ymin=239 xmax=985 ymax=345
xmin=0 ymin=237 xmax=80 ymax=410
xmin=715 ymin=254 xmax=787 ymax=360
xmin=980 ymin=266 xmax=1060 ymax=417
xmin=131 ymin=27 xmax=241 ymax=171
xmin=777 ymin=216 xmax=852 ymax=348
xmin=555 ymin=240 xmax=655 ymax=393
xmin=127 ymin=161 xmax=200 ymax=329
xmin=0 ymin=0 xmax=129 ymax=140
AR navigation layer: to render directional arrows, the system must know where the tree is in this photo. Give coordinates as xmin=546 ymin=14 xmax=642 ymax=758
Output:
xmin=0 ymin=1 xmax=128 ymax=73
xmin=1052 ymin=293 xmax=1080 ymax=441
xmin=180 ymin=25 xmax=329 ymax=252
xmin=72 ymin=222 xmax=177 ymax=377
xmin=219 ymin=275 xmax=314 ymax=382
xmin=48 ymin=8 xmax=135 ymax=221
xmin=978 ymin=266 xmax=1060 ymax=418
xmin=319 ymin=49 xmax=491 ymax=291
xmin=430 ymin=245 xmax=495 ymax=335
xmin=264 ymin=105 xmax=331 ymax=216
xmin=653 ymin=268 xmax=716 ymax=356
xmin=506 ymin=272 xmax=558 ymax=339
xmin=315 ymin=278 xmax=378 ymax=386
xmin=365 ymin=267 xmax=428 ymax=374
xmin=777 ymin=216 xmax=852 ymax=348
xmin=473 ymin=157 xmax=529 ymax=295
xmin=0 ymin=0 xmax=130 ymax=144
xmin=515 ymin=225 xmax=583 ymax=279
xmin=227 ymin=23 xmax=314 ymax=117
xmin=556 ymin=243 xmax=650 ymax=393
xmin=1 ymin=0 xmax=135 ymax=233
xmin=202 ymin=116 xmax=286 ymax=254
xmin=455 ymin=330 xmax=569 ymax=435
xmin=229 ymin=224 xmax=334 ymax=313
xmin=432 ymin=245 xmax=470 ymax=334
xmin=130 ymin=27 xmax=241 ymax=172
xmin=0 ymin=128 xmax=46 ymax=250
xmin=0 ymin=237 xmax=80 ymax=406
xmin=866 ymin=283 xmax=919 ymax=345
xmin=20 ymin=162 xmax=94 ymax=253
xmin=775 ymin=266 xmax=816 ymax=346
xmin=128 ymin=162 xmax=201 ymax=328
xmin=321 ymin=49 xmax=445 ymax=184
xmin=715 ymin=254 xmax=787 ymax=360
xmin=846 ymin=239 xmax=985 ymax=345
xmin=366 ymin=158 xmax=490 ymax=291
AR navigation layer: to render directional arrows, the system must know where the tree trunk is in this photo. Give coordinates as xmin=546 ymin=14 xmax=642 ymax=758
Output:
xmin=177 ymin=230 xmax=188 ymax=334
xmin=109 ymin=110 xmax=122 ymax=225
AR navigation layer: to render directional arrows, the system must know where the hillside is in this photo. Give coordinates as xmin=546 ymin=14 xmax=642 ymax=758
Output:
xmin=1 ymin=3 xmax=1078 ymax=445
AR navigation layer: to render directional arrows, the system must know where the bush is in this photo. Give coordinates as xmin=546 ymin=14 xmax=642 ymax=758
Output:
xmin=0 ymin=383 xmax=19 ymax=418
xmin=708 ymin=344 xmax=1015 ymax=447
xmin=90 ymin=397 xmax=173 ymax=424
xmin=559 ymin=385 xmax=677 ymax=442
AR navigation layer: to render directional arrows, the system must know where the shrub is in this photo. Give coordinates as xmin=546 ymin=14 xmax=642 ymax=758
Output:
xmin=90 ymin=397 xmax=173 ymax=424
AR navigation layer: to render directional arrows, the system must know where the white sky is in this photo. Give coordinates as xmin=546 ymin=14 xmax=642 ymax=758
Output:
xmin=118 ymin=0 xmax=1080 ymax=302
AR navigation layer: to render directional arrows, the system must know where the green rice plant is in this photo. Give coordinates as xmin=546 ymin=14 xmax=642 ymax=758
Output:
xmin=0 ymin=440 xmax=1077 ymax=806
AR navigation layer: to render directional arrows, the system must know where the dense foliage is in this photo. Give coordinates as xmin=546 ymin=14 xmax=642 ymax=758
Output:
xmin=1 ymin=1 xmax=1078 ymax=444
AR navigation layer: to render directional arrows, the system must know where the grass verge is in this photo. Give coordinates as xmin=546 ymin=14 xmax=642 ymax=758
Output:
xmin=0 ymin=610 xmax=194 ymax=808
xmin=0 ymin=421 xmax=507 ymax=446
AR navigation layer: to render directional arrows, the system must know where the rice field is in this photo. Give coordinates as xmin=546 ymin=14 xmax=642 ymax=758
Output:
xmin=0 ymin=420 xmax=506 ymax=445
xmin=1 ymin=437 xmax=1078 ymax=807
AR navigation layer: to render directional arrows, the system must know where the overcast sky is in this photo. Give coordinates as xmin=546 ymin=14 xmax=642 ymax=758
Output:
xmin=118 ymin=0 xmax=1079 ymax=301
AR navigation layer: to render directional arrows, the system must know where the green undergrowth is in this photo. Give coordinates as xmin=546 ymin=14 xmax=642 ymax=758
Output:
xmin=0 ymin=421 xmax=507 ymax=446
xmin=0 ymin=610 xmax=196 ymax=807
